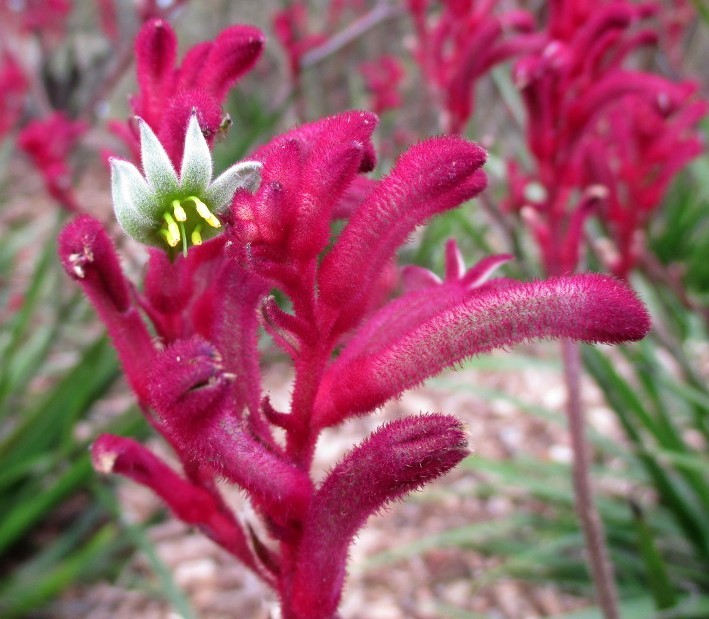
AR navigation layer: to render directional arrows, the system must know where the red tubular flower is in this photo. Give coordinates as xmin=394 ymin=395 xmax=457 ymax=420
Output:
xmin=17 ymin=112 xmax=86 ymax=212
xmin=58 ymin=215 xmax=156 ymax=404
xmin=91 ymin=434 xmax=272 ymax=582
xmin=0 ymin=52 xmax=27 ymax=139
xmin=317 ymin=135 xmax=487 ymax=334
xmin=314 ymin=265 xmax=649 ymax=429
xmin=285 ymin=414 xmax=469 ymax=619
xmin=504 ymin=0 xmax=707 ymax=276
xmin=359 ymin=55 xmax=404 ymax=115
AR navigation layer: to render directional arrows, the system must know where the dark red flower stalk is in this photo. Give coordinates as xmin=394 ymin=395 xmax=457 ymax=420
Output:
xmin=17 ymin=112 xmax=87 ymax=212
xmin=406 ymin=0 xmax=545 ymax=133
xmin=59 ymin=25 xmax=652 ymax=619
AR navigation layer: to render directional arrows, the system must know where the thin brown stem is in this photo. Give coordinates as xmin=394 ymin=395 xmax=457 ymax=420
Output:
xmin=299 ymin=1 xmax=402 ymax=70
xmin=561 ymin=338 xmax=620 ymax=619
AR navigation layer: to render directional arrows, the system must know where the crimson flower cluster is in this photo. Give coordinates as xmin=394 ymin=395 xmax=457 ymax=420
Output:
xmin=358 ymin=55 xmax=405 ymax=115
xmin=406 ymin=0 xmax=544 ymax=133
xmin=58 ymin=17 xmax=651 ymax=619
xmin=502 ymin=0 xmax=706 ymax=276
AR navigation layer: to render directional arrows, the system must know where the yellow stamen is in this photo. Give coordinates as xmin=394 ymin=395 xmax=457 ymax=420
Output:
xmin=186 ymin=196 xmax=221 ymax=229
xmin=162 ymin=212 xmax=181 ymax=247
xmin=172 ymin=199 xmax=187 ymax=222
xmin=191 ymin=225 xmax=203 ymax=246
xmin=159 ymin=228 xmax=179 ymax=248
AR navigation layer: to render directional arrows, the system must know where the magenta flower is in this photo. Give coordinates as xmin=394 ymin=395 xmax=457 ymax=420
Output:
xmin=406 ymin=0 xmax=544 ymax=133
xmin=503 ymin=0 xmax=706 ymax=275
xmin=359 ymin=55 xmax=405 ymax=115
xmin=59 ymin=98 xmax=650 ymax=617
xmin=17 ymin=112 xmax=87 ymax=212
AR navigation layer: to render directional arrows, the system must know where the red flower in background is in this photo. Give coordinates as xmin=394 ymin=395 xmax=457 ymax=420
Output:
xmin=0 ymin=52 xmax=27 ymax=139
xmin=502 ymin=0 xmax=706 ymax=275
xmin=406 ymin=0 xmax=544 ymax=133
xmin=17 ymin=112 xmax=86 ymax=212
xmin=359 ymin=55 xmax=404 ymax=114
xmin=0 ymin=0 xmax=71 ymax=37
xmin=273 ymin=2 xmax=326 ymax=82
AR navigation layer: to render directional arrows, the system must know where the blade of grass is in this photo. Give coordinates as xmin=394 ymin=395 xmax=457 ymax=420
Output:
xmin=583 ymin=346 xmax=709 ymax=561
xmin=93 ymin=482 xmax=196 ymax=619
xmin=0 ymin=524 xmax=120 ymax=619
xmin=629 ymin=501 xmax=677 ymax=611
xmin=0 ymin=337 xmax=119 ymax=468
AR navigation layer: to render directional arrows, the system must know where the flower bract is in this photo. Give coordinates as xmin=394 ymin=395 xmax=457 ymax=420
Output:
xmin=111 ymin=111 xmax=261 ymax=256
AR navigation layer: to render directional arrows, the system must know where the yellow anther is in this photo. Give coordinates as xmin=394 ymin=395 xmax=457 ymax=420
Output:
xmin=159 ymin=228 xmax=179 ymax=248
xmin=191 ymin=225 xmax=203 ymax=246
xmin=172 ymin=199 xmax=187 ymax=222
xmin=186 ymin=196 xmax=221 ymax=229
xmin=162 ymin=212 xmax=181 ymax=247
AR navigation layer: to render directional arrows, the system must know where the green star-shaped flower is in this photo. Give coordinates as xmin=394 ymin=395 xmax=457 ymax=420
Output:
xmin=111 ymin=111 xmax=261 ymax=256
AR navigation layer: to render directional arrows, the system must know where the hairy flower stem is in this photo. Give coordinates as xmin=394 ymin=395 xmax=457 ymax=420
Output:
xmin=562 ymin=338 xmax=620 ymax=619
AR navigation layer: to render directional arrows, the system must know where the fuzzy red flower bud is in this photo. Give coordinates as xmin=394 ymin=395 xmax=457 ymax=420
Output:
xmin=315 ymin=274 xmax=650 ymax=427
xmin=285 ymin=414 xmax=468 ymax=619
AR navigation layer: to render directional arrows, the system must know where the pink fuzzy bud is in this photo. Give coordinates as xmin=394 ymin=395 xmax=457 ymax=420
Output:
xmin=285 ymin=414 xmax=468 ymax=619
xmin=318 ymin=135 xmax=487 ymax=333
xmin=92 ymin=434 xmax=271 ymax=580
xmin=134 ymin=19 xmax=178 ymax=128
xmin=315 ymin=274 xmax=650 ymax=427
xmin=58 ymin=216 xmax=156 ymax=403
xmin=201 ymin=25 xmax=265 ymax=101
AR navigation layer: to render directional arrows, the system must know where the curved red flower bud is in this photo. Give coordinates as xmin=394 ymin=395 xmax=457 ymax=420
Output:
xmin=285 ymin=414 xmax=468 ymax=619
xmin=91 ymin=434 xmax=272 ymax=581
xmin=315 ymin=274 xmax=650 ymax=427
xmin=58 ymin=215 xmax=156 ymax=403
xmin=201 ymin=25 xmax=265 ymax=101
xmin=318 ymin=136 xmax=487 ymax=333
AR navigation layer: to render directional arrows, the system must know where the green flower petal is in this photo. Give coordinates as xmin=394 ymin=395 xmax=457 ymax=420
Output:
xmin=205 ymin=160 xmax=262 ymax=213
xmin=138 ymin=118 xmax=179 ymax=197
xmin=110 ymin=158 xmax=161 ymax=245
xmin=179 ymin=112 xmax=212 ymax=195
